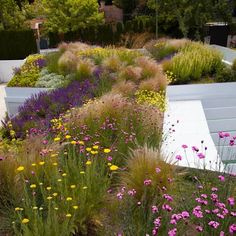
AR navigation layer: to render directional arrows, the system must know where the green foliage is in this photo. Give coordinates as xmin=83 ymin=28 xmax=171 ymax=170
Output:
xmin=42 ymin=0 xmax=104 ymax=33
xmin=45 ymin=51 xmax=63 ymax=74
xmin=7 ymin=54 xmax=45 ymax=87
xmin=232 ymin=58 xmax=236 ymax=71
xmin=215 ymin=64 xmax=236 ymax=82
xmin=0 ymin=0 xmax=27 ymax=30
xmin=0 ymin=30 xmax=37 ymax=60
xmin=168 ymin=42 xmax=223 ymax=83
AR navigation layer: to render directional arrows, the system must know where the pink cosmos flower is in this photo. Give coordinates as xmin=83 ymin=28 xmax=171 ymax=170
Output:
xmin=208 ymin=221 xmax=220 ymax=229
xmin=181 ymin=211 xmax=190 ymax=219
xmin=228 ymin=197 xmax=235 ymax=206
xmin=144 ymin=179 xmax=152 ymax=186
xmin=193 ymin=206 xmax=203 ymax=218
xmin=175 ymin=155 xmax=182 ymax=160
xmin=196 ymin=226 xmax=203 ymax=232
xmin=229 ymin=224 xmax=236 ymax=234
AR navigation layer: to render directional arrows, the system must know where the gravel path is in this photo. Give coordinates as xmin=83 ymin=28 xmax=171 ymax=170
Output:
xmin=0 ymin=84 xmax=6 ymax=125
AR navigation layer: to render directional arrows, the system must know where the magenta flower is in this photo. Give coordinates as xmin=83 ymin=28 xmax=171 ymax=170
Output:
xmin=153 ymin=217 xmax=161 ymax=227
xmin=196 ymin=226 xmax=203 ymax=232
xmin=170 ymin=219 xmax=177 ymax=225
xmin=175 ymin=155 xmax=182 ymax=161
xmin=192 ymin=146 xmax=199 ymax=152
xmin=211 ymin=187 xmax=218 ymax=192
xmin=151 ymin=205 xmax=158 ymax=213
xmin=231 ymin=211 xmax=236 ymax=216
xmin=162 ymin=204 xmax=172 ymax=212
xmin=171 ymin=213 xmax=182 ymax=221
xmin=229 ymin=224 xmax=236 ymax=234
xmin=197 ymin=153 xmax=205 ymax=159
xmin=228 ymin=197 xmax=235 ymax=206
xmin=193 ymin=206 xmax=203 ymax=218
xmin=181 ymin=211 xmax=190 ymax=219
xmin=208 ymin=221 xmax=220 ymax=229
xmin=229 ymin=139 xmax=235 ymax=146
xmin=163 ymin=194 xmax=173 ymax=202
xmin=218 ymin=175 xmax=225 ymax=182
xmin=144 ymin=179 xmax=152 ymax=186
xmin=107 ymin=156 xmax=113 ymax=161
xmin=182 ymin=144 xmax=188 ymax=149
xmin=220 ymin=231 xmax=225 ymax=236
xmin=224 ymin=132 xmax=230 ymax=137
xmin=217 ymin=213 xmax=224 ymax=219
xmin=218 ymin=132 xmax=225 ymax=138
xmin=155 ymin=167 xmax=161 ymax=173
xmin=201 ymin=194 xmax=207 ymax=199
xmin=127 ymin=189 xmax=136 ymax=196
xmin=116 ymin=192 xmax=123 ymax=200
xmin=168 ymin=228 xmax=177 ymax=236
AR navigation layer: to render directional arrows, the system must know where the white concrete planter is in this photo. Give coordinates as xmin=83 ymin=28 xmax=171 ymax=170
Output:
xmin=5 ymin=87 xmax=50 ymax=117
xmin=0 ymin=60 xmax=25 ymax=83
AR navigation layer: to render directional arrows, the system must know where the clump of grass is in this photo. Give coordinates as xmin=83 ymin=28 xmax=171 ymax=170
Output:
xmin=168 ymin=42 xmax=223 ymax=83
xmin=119 ymin=66 xmax=142 ymax=81
xmin=76 ymin=59 xmax=96 ymax=80
xmin=102 ymin=55 xmax=123 ymax=72
xmin=111 ymin=80 xmax=137 ymax=97
xmin=58 ymin=51 xmax=78 ymax=75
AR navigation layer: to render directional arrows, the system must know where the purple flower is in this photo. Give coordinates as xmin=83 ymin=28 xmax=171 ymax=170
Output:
xmin=127 ymin=189 xmax=136 ymax=196
xmin=163 ymin=194 xmax=173 ymax=202
xmin=181 ymin=211 xmax=190 ymax=219
xmin=208 ymin=221 xmax=220 ymax=229
xmin=168 ymin=228 xmax=177 ymax=236
xmin=229 ymin=224 xmax=236 ymax=234
xmin=218 ymin=175 xmax=225 ymax=182
xmin=197 ymin=153 xmax=205 ymax=159
xmin=230 ymin=139 xmax=235 ymax=146
xmin=116 ymin=192 xmax=123 ymax=200
xmin=144 ymin=179 xmax=152 ymax=186
xmin=162 ymin=204 xmax=172 ymax=212
xmin=228 ymin=197 xmax=235 ymax=206
xmin=182 ymin=144 xmax=188 ymax=149
xmin=196 ymin=226 xmax=203 ymax=232
xmin=151 ymin=205 xmax=158 ymax=213
xmin=193 ymin=206 xmax=203 ymax=218
xmin=175 ymin=155 xmax=182 ymax=160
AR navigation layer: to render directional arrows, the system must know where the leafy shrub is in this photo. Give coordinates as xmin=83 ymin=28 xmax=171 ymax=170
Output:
xmin=168 ymin=42 xmax=223 ymax=83
xmin=232 ymin=58 xmax=236 ymax=71
xmin=35 ymin=69 xmax=69 ymax=88
xmin=76 ymin=59 xmax=95 ymax=80
xmin=7 ymin=54 xmax=46 ymax=87
xmin=215 ymin=65 xmax=236 ymax=82
xmin=45 ymin=51 xmax=63 ymax=74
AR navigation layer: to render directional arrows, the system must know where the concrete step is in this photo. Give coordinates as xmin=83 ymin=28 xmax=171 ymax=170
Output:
xmin=205 ymin=107 xmax=236 ymax=120
xmin=207 ymin=118 xmax=236 ymax=133
xmin=202 ymin=98 xmax=236 ymax=109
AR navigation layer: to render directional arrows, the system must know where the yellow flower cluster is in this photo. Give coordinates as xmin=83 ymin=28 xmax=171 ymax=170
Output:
xmin=135 ymin=90 xmax=167 ymax=112
xmin=165 ymin=70 xmax=176 ymax=84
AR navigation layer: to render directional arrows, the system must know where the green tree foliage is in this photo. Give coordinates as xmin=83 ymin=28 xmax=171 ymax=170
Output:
xmin=42 ymin=0 xmax=104 ymax=33
xmin=147 ymin=0 xmax=233 ymax=38
xmin=0 ymin=0 xmax=27 ymax=30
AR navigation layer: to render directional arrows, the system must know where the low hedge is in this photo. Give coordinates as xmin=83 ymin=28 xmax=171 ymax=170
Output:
xmin=0 ymin=30 xmax=37 ymax=60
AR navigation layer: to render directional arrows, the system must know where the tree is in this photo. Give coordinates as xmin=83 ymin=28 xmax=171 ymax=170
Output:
xmin=42 ymin=0 xmax=104 ymax=33
xmin=0 ymin=0 xmax=27 ymax=30
xmin=147 ymin=0 xmax=233 ymax=39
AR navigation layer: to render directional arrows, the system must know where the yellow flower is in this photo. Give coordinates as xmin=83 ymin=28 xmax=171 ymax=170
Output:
xmin=65 ymin=135 xmax=71 ymax=139
xmin=52 ymin=162 xmax=58 ymax=166
xmin=86 ymin=147 xmax=92 ymax=152
xmin=80 ymin=171 xmax=85 ymax=174
xmin=54 ymin=207 xmax=59 ymax=210
xmin=57 ymin=179 xmax=62 ymax=182
xmin=16 ymin=166 xmax=24 ymax=172
xmin=83 ymin=186 xmax=88 ymax=190
xmin=51 ymin=154 xmax=58 ymax=157
xmin=30 ymin=184 xmax=37 ymax=189
xmin=104 ymin=148 xmax=111 ymax=153
xmin=54 ymin=137 xmax=60 ymax=142
xmin=15 ymin=207 xmax=23 ymax=211
xmin=39 ymin=161 xmax=45 ymax=166
xmin=91 ymin=150 xmax=98 ymax=155
xmin=46 ymin=187 xmax=52 ymax=191
xmin=78 ymin=141 xmax=84 ymax=145
xmin=22 ymin=218 xmax=29 ymax=224
xmin=66 ymin=197 xmax=72 ymax=201
xmin=62 ymin=173 xmax=67 ymax=177
xmin=39 ymin=182 xmax=43 ymax=186
xmin=71 ymin=141 xmax=77 ymax=145
xmin=31 ymin=163 xmax=36 ymax=167
xmin=47 ymin=196 xmax=52 ymax=200
xmin=70 ymin=185 xmax=76 ymax=189
xmin=73 ymin=205 xmax=79 ymax=210
xmin=110 ymin=165 xmax=119 ymax=171
xmin=93 ymin=145 xmax=99 ymax=150
xmin=107 ymin=163 xmax=112 ymax=166
xmin=66 ymin=213 xmax=72 ymax=218
xmin=32 ymin=206 xmax=38 ymax=210
xmin=39 ymin=207 xmax=43 ymax=211
xmin=64 ymin=151 xmax=68 ymax=155
xmin=53 ymin=193 xmax=58 ymax=197
xmin=86 ymin=160 xmax=92 ymax=165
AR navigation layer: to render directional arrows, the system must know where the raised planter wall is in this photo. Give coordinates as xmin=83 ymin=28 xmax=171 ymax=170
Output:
xmin=0 ymin=60 xmax=25 ymax=83
xmin=5 ymin=87 xmax=50 ymax=117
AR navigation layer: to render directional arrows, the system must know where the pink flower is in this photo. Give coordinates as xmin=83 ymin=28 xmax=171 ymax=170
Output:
xmin=128 ymin=189 xmax=136 ymax=196
xmin=168 ymin=228 xmax=177 ymax=236
xmin=218 ymin=175 xmax=225 ymax=182
xmin=228 ymin=197 xmax=235 ymax=206
xmin=196 ymin=226 xmax=203 ymax=232
xmin=153 ymin=217 xmax=161 ymax=228
xmin=197 ymin=153 xmax=205 ymax=159
xmin=220 ymin=231 xmax=225 ymax=236
xmin=208 ymin=221 xmax=220 ymax=229
xmin=229 ymin=139 xmax=235 ymax=146
xmin=170 ymin=219 xmax=177 ymax=225
xmin=229 ymin=224 xmax=236 ymax=234
xmin=182 ymin=144 xmax=188 ymax=149
xmin=144 ymin=179 xmax=152 ymax=186
xmin=117 ymin=192 xmax=123 ymax=200
xmin=217 ymin=213 xmax=224 ymax=219
xmin=219 ymin=132 xmax=225 ymax=138
xmin=231 ymin=211 xmax=236 ymax=216
xmin=211 ymin=187 xmax=218 ymax=192
xmin=201 ymin=194 xmax=207 ymax=199
xmin=175 ymin=155 xmax=182 ymax=160
xmin=171 ymin=214 xmax=182 ymax=221
xmin=155 ymin=167 xmax=161 ymax=173
xmin=193 ymin=206 xmax=203 ymax=218
xmin=181 ymin=211 xmax=190 ymax=219
xmin=163 ymin=194 xmax=173 ymax=202
xmin=192 ymin=146 xmax=199 ymax=152
xmin=162 ymin=204 xmax=172 ymax=212
xmin=151 ymin=205 xmax=158 ymax=213
xmin=224 ymin=132 xmax=230 ymax=137
xmin=107 ymin=156 xmax=113 ymax=161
